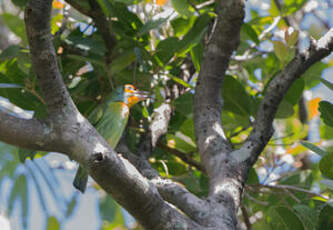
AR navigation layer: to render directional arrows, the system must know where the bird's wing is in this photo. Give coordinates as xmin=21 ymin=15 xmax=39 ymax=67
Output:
xmin=87 ymin=102 xmax=108 ymax=126
xmin=94 ymin=102 xmax=130 ymax=148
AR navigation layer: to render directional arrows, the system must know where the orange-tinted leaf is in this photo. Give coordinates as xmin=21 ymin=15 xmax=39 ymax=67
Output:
xmin=53 ymin=0 xmax=64 ymax=9
xmin=286 ymin=143 xmax=306 ymax=155
xmin=156 ymin=0 xmax=168 ymax=6
xmin=308 ymin=97 xmax=321 ymax=120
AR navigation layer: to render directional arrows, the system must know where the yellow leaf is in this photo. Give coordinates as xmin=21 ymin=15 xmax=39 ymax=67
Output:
xmin=53 ymin=0 xmax=64 ymax=9
xmin=308 ymin=97 xmax=321 ymax=120
xmin=286 ymin=144 xmax=306 ymax=155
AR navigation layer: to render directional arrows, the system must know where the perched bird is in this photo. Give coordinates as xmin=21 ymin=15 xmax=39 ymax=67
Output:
xmin=73 ymin=84 xmax=149 ymax=193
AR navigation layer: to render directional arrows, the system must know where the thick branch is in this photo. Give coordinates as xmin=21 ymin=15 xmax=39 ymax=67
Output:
xmin=117 ymin=142 xmax=210 ymax=225
xmin=194 ymin=1 xmax=244 ymax=167
xmin=240 ymin=28 xmax=333 ymax=167
xmin=21 ymin=1 xmax=199 ymax=229
xmin=193 ymin=1 xmax=245 ymax=228
xmin=0 ymin=110 xmax=63 ymax=152
xmin=24 ymin=1 xmax=76 ymax=115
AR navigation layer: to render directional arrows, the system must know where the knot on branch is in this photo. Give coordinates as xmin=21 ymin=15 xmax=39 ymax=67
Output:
xmin=92 ymin=151 xmax=105 ymax=163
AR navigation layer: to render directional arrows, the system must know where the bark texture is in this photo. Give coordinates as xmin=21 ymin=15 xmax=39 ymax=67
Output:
xmin=0 ymin=0 xmax=332 ymax=229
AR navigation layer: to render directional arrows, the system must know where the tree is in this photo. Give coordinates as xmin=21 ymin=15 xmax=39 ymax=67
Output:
xmin=0 ymin=0 xmax=333 ymax=229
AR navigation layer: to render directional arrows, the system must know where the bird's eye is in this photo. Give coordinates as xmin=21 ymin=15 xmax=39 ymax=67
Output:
xmin=125 ymin=84 xmax=135 ymax=90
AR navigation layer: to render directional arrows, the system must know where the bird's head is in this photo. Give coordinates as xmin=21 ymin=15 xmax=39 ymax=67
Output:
xmin=112 ymin=84 xmax=149 ymax=107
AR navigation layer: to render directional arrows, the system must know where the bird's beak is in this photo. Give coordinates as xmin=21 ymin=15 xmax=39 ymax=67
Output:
xmin=128 ymin=90 xmax=150 ymax=107
xmin=133 ymin=90 xmax=150 ymax=101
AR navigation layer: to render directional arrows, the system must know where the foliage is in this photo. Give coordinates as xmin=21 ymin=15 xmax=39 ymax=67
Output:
xmin=0 ymin=0 xmax=332 ymax=229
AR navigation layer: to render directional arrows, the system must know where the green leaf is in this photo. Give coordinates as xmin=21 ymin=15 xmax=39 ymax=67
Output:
xmin=302 ymin=62 xmax=328 ymax=89
xmin=319 ymin=101 xmax=333 ymax=127
xmin=273 ymin=40 xmax=289 ymax=63
xmin=241 ymin=23 xmax=260 ymax=44
xmin=18 ymin=148 xmax=38 ymax=162
xmin=284 ymin=78 xmax=304 ymax=105
xmin=190 ymin=43 xmax=203 ymax=72
xmin=171 ymin=16 xmax=195 ymax=37
xmin=0 ymin=45 xmax=21 ymax=60
xmin=267 ymin=206 xmax=305 ymax=230
xmin=1 ymin=13 xmax=27 ymax=45
xmin=179 ymin=118 xmax=195 ymax=141
xmin=169 ymin=74 xmax=193 ymax=89
xmin=166 ymin=133 xmax=196 ymax=153
xmin=319 ymin=152 xmax=333 ymax=180
xmin=293 ymin=204 xmax=317 ymax=230
xmin=65 ymin=34 xmax=106 ymax=56
xmin=222 ymin=75 xmax=254 ymax=116
xmin=178 ymin=14 xmax=211 ymax=55
xmin=286 ymin=30 xmax=299 ymax=47
xmin=276 ymin=100 xmax=294 ymax=119
xmin=269 ymin=0 xmax=280 ymax=17
xmin=65 ymin=195 xmax=78 ymax=218
xmin=138 ymin=17 xmax=168 ymax=36
xmin=317 ymin=204 xmax=333 ymax=230
xmin=46 ymin=216 xmax=60 ymax=230
xmin=247 ymin=168 xmax=259 ymax=185
xmin=12 ymin=0 xmax=28 ymax=8
xmin=320 ymin=78 xmax=333 ymax=91
xmin=300 ymin=141 xmax=327 ymax=156
xmin=282 ymin=0 xmax=307 ymax=16
xmin=99 ymin=195 xmax=118 ymax=222
xmin=174 ymin=93 xmax=193 ymax=116
xmin=155 ymin=37 xmax=180 ymax=65
xmin=171 ymin=0 xmax=192 ymax=17
xmin=110 ymin=51 xmax=136 ymax=75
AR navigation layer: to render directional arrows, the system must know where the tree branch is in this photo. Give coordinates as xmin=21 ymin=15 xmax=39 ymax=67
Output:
xmin=193 ymin=0 xmax=245 ymax=228
xmin=117 ymin=142 xmax=211 ymax=226
xmin=0 ymin=110 xmax=63 ymax=152
xmin=239 ymin=28 xmax=333 ymax=167
xmin=20 ymin=1 xmax=202 ymax=229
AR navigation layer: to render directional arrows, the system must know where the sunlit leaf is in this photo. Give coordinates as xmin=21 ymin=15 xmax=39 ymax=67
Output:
xmin=273 ymin=40 xmax=289 ymax=63
xmin=308 ymin=97 xmax=321 ymax=120
xmin=156 ymin=0 xmax=168 ymax=6
xmin=52 ymin=0 xmax=65 ymax=9
xmin=171 ymin=0 xmax=191 ymax=17
xmin=241 ymin=23 xmax=260 ymax=44
xmin=46 ymin=216 xmax=60 ymax=230
xmin=286 ymin=30 xmax=299 ymax=47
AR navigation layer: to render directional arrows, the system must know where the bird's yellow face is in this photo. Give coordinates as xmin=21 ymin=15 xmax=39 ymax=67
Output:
xmin=123 ymin=84 xmax=149 ymax=107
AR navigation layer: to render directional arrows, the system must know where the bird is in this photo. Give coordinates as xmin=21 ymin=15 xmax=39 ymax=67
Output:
xmin=73 ymin=84 xmax=149 ymax=193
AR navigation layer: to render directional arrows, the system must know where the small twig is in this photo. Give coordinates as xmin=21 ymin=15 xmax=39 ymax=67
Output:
xmin=241 ymin=204 xmax=253 ymax=230
xmin=196 ymin=0 xmax=215 ymax=9
xmin=157 ymin=143 xmax=205 ymax=173
xmin=228 ymin=124 xmax=251 ymax=138
xmin=244 ymin=193 xmax=269 ymax=206
xmin=252 ymin=184 xmax=329 ymax=200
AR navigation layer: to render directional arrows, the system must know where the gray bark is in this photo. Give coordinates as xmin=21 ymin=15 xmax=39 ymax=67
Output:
xmin=0 ymin=0 xmax=332 ymax=229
